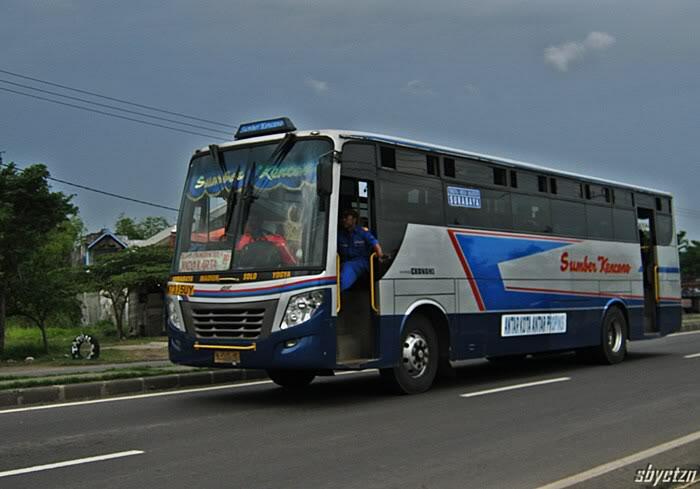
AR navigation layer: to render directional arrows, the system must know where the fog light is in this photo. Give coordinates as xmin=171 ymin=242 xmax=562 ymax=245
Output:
xmin=284 ymin=339 xmax=298 ymax=348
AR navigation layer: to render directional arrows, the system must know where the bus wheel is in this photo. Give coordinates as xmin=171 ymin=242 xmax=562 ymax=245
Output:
xmin=580 ymin=307 xmax=628 ymax=364
xmin=266 ymin=369 xmax=316 ymax=389
xmin=382 ymin=313 xmax=438 ymax=394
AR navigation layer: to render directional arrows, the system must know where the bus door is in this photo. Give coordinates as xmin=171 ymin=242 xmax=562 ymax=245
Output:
xmin=637 ymin=208 xmax=659 ymax=333
xmin=336 ymin=176 xmax=380 ymax=363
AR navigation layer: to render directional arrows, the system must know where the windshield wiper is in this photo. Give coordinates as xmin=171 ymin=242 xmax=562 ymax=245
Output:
xmin=209 ymin=144 xmax=240 ymax=237
xmin=223 ymin=164 xmax=241 ymax=236
xmin=239 ymin=161 xmax=258 ymax=232
xmin=250 ymin=133 xmax=296 ymax=200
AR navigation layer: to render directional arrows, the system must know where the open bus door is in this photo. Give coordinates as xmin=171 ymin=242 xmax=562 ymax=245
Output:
xmin=336 ymin=176 xmax=380 ymax=364
xmin=637 ymin=208 xmax=660 ymax=333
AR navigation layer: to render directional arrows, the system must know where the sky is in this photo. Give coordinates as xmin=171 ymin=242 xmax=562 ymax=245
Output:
xmin=2 ymin=0 xmax=699 ymax=238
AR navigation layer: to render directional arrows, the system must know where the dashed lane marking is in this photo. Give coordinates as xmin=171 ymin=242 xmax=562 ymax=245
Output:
xmin=0 ymin=450 xmax=144 ymax=478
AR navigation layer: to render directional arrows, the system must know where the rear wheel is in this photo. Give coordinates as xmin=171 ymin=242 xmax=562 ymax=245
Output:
xmin=381 ymin=313 xmax=438 ymax=394
xmin=266 ymin=369 xmax=316 ymax=389
xmin=579 ymin=307 xmax=627 ymax=364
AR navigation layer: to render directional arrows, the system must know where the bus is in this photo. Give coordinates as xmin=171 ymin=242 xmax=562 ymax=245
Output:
xmin=166 ymin=117 xmax=682 ymax=393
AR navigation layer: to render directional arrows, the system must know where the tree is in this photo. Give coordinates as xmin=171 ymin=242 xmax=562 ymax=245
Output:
xmin=9 ymin=218 xmax=83 ymax=353
xmin=115 ymin=214 xmax=170 ymax=240
xmin=82 ymin=245 xmax=172 ymax=338
xmin=680 ymin=240 xmax=700 ymax=284
xmin=0 ymin=163 xmax=75 ymax=354
xmin=678 ymin=230 xmax=690 ymax=254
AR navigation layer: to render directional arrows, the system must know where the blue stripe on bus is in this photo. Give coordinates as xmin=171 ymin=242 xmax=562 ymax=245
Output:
xmin=193 ymin=278 xmax=336 ymax=298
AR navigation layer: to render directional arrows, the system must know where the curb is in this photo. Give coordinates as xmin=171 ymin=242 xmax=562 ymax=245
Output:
xmin=0 ymin=369 xmax=268 ymax=409
xmin=681 ymin=322 xmax=700 ymax=332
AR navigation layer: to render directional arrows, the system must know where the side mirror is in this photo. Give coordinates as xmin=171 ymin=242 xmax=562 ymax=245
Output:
xmin=317 ymin=153 xmax=333 ymax=196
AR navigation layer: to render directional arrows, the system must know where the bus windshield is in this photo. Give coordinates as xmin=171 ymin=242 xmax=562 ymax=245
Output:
xmin=175 ymin=137 xmax=332 ymax=274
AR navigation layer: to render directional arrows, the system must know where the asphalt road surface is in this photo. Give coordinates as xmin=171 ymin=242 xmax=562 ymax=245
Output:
xmin=1 ymin=331 xmax=699 ymax=489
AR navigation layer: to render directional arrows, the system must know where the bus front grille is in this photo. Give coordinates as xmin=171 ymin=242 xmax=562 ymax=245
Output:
xmin=182 ymin=300 xmax=277 ymax=340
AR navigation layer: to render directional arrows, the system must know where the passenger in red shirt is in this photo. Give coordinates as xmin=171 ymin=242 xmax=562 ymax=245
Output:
xmin=236 ymin=223 xmax=296 ymax=265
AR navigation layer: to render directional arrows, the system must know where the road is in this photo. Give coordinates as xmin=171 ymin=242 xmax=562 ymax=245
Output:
xmin=1 ymin=331 xmax=699 ymax=489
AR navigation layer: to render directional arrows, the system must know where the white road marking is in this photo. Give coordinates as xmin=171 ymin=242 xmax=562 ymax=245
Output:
xmin=0 ymin=450 xmax=144 ymax=478
xmin=683 ymin=352 xmax=700 ymax=359
xmin=460 ymin=377 xmax=571 ymax=398
xmin=0 ymin=370 xmax=373 ymax=416
xmin=536 ymin=429 xmax=700 ymax=489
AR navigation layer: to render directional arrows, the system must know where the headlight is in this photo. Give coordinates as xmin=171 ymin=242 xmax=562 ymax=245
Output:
xmin=281 ymin=290 xmax=325 ymax=329
xmin=166 ymin=295 xmax=185 ymax=332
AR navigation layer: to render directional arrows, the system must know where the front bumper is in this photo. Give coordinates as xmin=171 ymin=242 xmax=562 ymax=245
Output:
xmin=168 ymin=302 xmax=337 ymax=370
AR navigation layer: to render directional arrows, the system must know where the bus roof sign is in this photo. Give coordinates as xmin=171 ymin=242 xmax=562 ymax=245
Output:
xmin=234 ymin=117 xmax=296 ymax=140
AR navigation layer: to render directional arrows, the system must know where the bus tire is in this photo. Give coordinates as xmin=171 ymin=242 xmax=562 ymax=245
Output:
xmin=580 ymin=307 xmax=628 ymax=364
xmin=266 ymin=369 xmax=316 ymax=389
xmin=382 ymin=313 xmax=439 ymax=394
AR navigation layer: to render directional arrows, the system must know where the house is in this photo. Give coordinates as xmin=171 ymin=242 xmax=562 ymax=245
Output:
xmin=78 ymin=226 xmax=176 ymax=336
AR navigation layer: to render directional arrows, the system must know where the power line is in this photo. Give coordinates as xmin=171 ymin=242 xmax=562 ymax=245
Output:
xmin=0 ymin=86 xmax=227 ymax=140
xmin=0 ymin=161 xmax=179 ymax=212
xmin=0 ymin=67 xmax=237 ymax=129
xmin=0 ymin=78 xmax=232 ymax=136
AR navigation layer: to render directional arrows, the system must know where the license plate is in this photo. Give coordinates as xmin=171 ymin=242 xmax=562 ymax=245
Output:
xmin=214 ymin=350 xmax=240 ymax=364
xmin=168 ymin=284 xmax=194 ymax=296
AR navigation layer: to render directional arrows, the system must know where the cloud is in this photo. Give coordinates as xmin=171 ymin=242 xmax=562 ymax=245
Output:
xmin=544 ymin=31 xmax=616 ymax=72
xmin=305 ymin=77 xmax=329 ymax=93
xmin=402 ymin=79 xmax=434 ymax=96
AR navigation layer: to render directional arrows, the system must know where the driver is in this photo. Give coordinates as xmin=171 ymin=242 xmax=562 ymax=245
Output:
xmin=338 ymin=209 xmax=384 ymax=291
xmin=236 ymin=221 xmax=296 ymax=265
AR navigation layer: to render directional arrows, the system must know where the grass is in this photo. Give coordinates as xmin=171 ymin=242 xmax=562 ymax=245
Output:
xmin=0 ymin=366 xmax=184 ymax=391
xmin=1 ymin=318 xmax=167 ymax=364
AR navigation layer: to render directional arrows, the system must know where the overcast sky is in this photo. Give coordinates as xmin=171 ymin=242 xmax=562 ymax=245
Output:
xmin=2 ymin=0 xmax=699 ymax=237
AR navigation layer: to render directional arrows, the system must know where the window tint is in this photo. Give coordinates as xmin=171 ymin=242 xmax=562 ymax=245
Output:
xmin=635 ymin=193 xmax=656 ymax=209
xmin=378 ymin=179 xmax=444 ymax=253
xmin=380 ymin=147 xmax=396 ymax=169
xmin=396 ymin=149 xmax=427 ymax=175
xmin=493 ymin=167 xmax=507 ymax=186
xmin=517 ymin=173 xmax=540 ymax=193
xmin=551 ymin=200 xmax=586 ymax=236
xmin=586 ymin=205 xmax=613 ymax=240
xmin=656 ymin=214 xmax=674 ymax=246
xmin=445 ymin=187 xmax=512 ymax=230
xmin=557 ymin=179 xmax=581 ymax=199
xmin=613 ymin=208 xmax=637 ymax=242
xmin=342 ymin=143 xmax=376 ymax=164
xmin=443 ymin=158 xmax=455 ymax=178
xmin=588 ymin=185 xmax=608 ymax=203
xmin=455 ymin=159 xmax=492 ymax=185
xmin=512 ymin=194 xmax=552 ymax=233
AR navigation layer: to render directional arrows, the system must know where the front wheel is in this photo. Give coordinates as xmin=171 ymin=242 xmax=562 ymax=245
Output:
xmin=266 ymin=369 xmax=316 ymax=389
xmin=381 ymin=313 xmax=438 ymax=394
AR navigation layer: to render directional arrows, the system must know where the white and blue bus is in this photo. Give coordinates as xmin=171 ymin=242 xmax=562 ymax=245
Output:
xmin=167 ymin=117 xmax=682 ymax=393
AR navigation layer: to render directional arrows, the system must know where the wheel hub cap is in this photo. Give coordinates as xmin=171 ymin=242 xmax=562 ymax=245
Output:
xmin=608 ymin=320 xmax=623 ymax=353
xmin=402 ymin=332 xmax=429 ymax=378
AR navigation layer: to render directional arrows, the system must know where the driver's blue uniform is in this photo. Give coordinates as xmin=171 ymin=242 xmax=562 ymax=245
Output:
xmin=338 ymin=225 xmax=378 ymax=291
